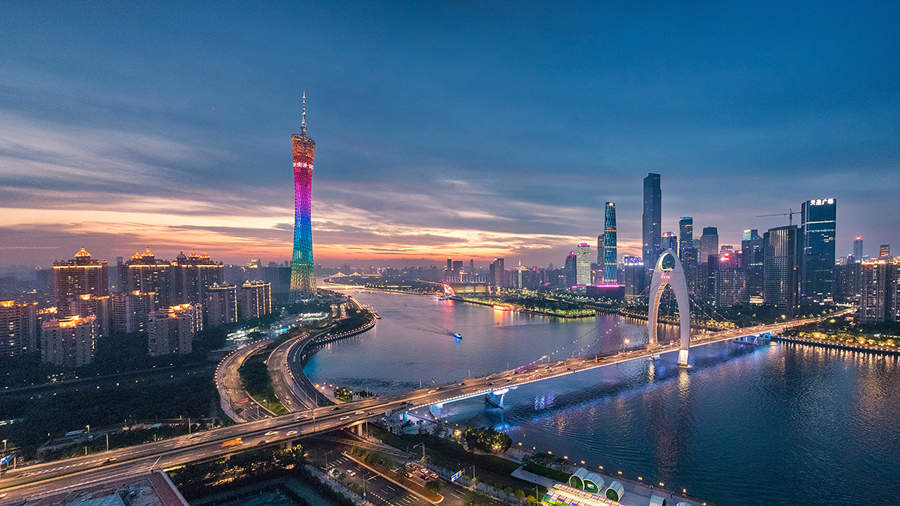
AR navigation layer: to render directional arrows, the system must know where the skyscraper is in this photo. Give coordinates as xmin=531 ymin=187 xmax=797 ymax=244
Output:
xmin=564 ymin=252 xmax=577 ymax=287
xmin=575 ymin=243 xmax=591 ymax=286
xmin=602 ymin=202 xmax=617 ymax=284
xmin=206 ymin=283 xmax=238 ymax=328
xmin=41 ymin=315 xmax=97 ymax=367
xmin=642 ymin=173 xmax=661 ymax=272
xmin=853 ymin=236 xmax=864 ymax=260
xmin=700 ymin=227 xmax=719 ymax=263
xmin=290 ymin=92 xmax=317 ymax=295
xmin=858 ymin=259 xmax=892 ymax=322
xmin=623 ymin=256 xmax=645 ymax=299
xmin=800 ymin=198 xmax=836 ymax=301
xmin=662 ymin=232 xmax=677 ymax=253
xmin=741 ymin=229 xmax=764 ymax=302
xmin=678 ymin=217 xmax=693 ymax=258
xmin=880 ymin=244 xmax=891 ymax=258
xmin=0 ymin=300 xmax=38 ymax=357
xmin=763 ymin=225 xmax=799 ymax=310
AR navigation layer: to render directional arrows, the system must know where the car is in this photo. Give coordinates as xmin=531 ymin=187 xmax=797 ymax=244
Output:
xmin=354 ymin=410 xmax=364 ymax=415
xmin=295 ymin=414 xmax=308 ymax=420
xmin=340 ymin=416 xmax=350 ymax=421
xmin=265 ymin=431 xmax=279 ymax=436
xmin=258 ymin=439 xmax=267 ymax=445
xmin=333 ymin=407 xmax=341 ymax=411
xmin=286 ymin=430 xmax=298 ymax=436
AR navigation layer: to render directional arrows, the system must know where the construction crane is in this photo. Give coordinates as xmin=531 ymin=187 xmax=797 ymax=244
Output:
xmin=757 ymin=208 xmax=801 ymax=226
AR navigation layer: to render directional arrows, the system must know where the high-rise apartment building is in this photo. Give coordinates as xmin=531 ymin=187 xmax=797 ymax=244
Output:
xmin=853 ymin=236 xmax=864 ymax=260
xmin=119 ymin=249 xmax=175 ymax=308
xmin=0 ymin=300 xmax=38 ymax=357
xmin=602 ymin=202 xmax=617 ymax=284
xmin=41 ymin=315 xmax=97 ymax=367
xmin=111 ymin=291 xmax=156 ymax=335
xmin=52 ymin=248 xmax=109 ymax=313
xmin=173 ymin=251 xmax=224 ymax=304
xmin=800 ymin=198 xmax=836 ymax=301
xmin=70 ymin=294 xmax=111 ymax=339
xmin=716 ymin=250 xmax=745 ymax=307
xmin=239 ymin=281 xmax=272 ymax=321
xmin=700 ymin=227 xmax=719 ymax=264
xmin=575 ymin=243 xmax=591 ymax=286
xmin=642 ymin=173 xmax=662 ymax=272
xmin=880 ymin=244 xmax=891 ymax=258
xmin=858 ymin=259 xmax=892 ymax=322
xmin=678 ymin=217 xmax=693 ymax=258
xmin=741 ymin=229 xmax=764 ymax=303
xmin=147 ymin=304 xmax=201 ymax=356
xmin=206 ymin=283 xmax=237 ymax=328
xmin=763 ymin=225 xmax=798 ymax=310
xmin=290 ymin=92 xmax=317 ymax=295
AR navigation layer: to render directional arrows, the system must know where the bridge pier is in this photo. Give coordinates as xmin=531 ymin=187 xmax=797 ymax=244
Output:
xmin=648 ymin=249 xmax=692 ymax=368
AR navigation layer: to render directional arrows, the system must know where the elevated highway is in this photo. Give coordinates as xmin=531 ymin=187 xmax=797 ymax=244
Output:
xmin=0 ymin=311 xmax=846 ymax=501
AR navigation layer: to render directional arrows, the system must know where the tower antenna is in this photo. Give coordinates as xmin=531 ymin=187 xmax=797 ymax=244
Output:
xmin=301 ymin=91 xmax=307 ymax=136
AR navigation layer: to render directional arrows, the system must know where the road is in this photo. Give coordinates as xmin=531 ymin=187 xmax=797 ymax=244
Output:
xmin=213 ymin=339 xmax=273 ymax=423
xmin=0 ymin=311 xmax=844 ymax=501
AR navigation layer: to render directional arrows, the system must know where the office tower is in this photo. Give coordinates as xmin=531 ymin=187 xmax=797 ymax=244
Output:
xmin=120 ymin=249 xmax=175 ymax=308
xmin=446 ymin=259 xmax=452 ymax=272
xmin=602 ymin=202 xmax=618 ymax=284
xmin=716 ymin=250 xmax=745 ymax=306
xmin=678 ymin=217 xmax=693 ymax=258
xmin=174 ymin=251 xmax=224 ymax=305
xmin=662 ymin=232 xmax=677 ymax=253
xmin=469 ymin=259 xmax=475 ymax=274
xmin=41 ymin=315 xmax=97 ymax=367
xmin=642 ymin=173 xmax=662 ymax=271
xmin=575 ymin=243 xmax=591 ymax=286
xmin=0 ymin=300 xmax=38 ymax=357
xmin=880 ymin=244 xmax=891 ymax=258
xmin=564 ymin=252 xmax=577 ymax=287
xmin=680 ymin=246 xmax=699 ymax=294
xmin=452 ymin=261 xmax=463 ymax=276
xmin=800 ymin=198 xmax=836 ymax=301
xmin=853 ymin=236 xmax=863 ymax=260
xmin=206 ymin=283 xmax=238 ymax=328
xmin=239 ymin=281 xmax=272 ymax=321
xmin=699 ymin=227 xmax=719 ymax=264
xmin=763 ymin=225 xmax=799 ymax=310
xmin=741 ymin=229 xmax=764 ymax=303
xmin=623 ymin=257 xmax=645 ymax=299
xmin=70 ymin=294 xmax=111 ymax=339
xmin=597 ymin=235 xmax=603 ymax=265
xmin=52 ymin=248 xmax=109 ymax=313
xmin=290 ymin=92 xmax=317 ymax=295
xmin=858 ymin=259 xmax=892 ymax=322
xmin=147 ymin=304 xmax=201 ymax=356
xmin=489 ymin=258 xmax=505 ymax=288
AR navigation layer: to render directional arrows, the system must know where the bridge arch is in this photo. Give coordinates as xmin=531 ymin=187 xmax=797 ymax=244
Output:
xmin=648 ymin=248 xmax=691 ymax=367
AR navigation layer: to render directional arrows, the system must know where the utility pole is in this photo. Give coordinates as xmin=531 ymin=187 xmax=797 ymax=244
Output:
xmin=187 ymin=417 xmax=191 ymax=435
xmin=106 ymin=433 xmax=109 ymax=452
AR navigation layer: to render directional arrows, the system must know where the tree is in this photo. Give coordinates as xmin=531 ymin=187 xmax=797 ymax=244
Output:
xmin=425 ymin=480 xmax=442 ymax=493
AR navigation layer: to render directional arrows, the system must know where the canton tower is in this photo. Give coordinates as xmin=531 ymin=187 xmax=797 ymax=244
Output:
xmin=290 ymin=91 xmax=316 ymax=295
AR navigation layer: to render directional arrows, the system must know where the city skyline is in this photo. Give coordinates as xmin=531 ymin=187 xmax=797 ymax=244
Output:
xmin=2 ymin=2 xmax=899 ymax=268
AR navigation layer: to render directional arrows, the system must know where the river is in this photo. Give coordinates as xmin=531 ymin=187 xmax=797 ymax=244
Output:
xmin=303 ymin=290 xmax=900 ymax=505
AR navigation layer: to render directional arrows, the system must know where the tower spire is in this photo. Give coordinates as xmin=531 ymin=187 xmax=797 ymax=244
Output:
xmin=301 ymin=90 xmax=307 ymax=136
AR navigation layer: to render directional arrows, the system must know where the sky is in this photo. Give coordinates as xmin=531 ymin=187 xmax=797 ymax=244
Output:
xmin=1 ymin=1 xmax=898 ymax=268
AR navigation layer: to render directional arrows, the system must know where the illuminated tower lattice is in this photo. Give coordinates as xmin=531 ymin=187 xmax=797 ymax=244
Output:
xmin=290 ymin=92 xmax=316 ymax=295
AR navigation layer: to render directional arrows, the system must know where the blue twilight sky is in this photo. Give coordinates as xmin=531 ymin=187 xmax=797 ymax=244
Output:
xmin=1 ymin=1 xmax=898 ymax=267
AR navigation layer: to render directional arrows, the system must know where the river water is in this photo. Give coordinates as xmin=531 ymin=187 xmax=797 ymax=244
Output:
xmin=303 ymin=290 xmax=900 ymax=505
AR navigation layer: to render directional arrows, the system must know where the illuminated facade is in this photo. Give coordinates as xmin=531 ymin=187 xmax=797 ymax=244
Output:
xmin=239 ymin=280 xmax=272 ymax=321
xmin=41 ymin=315 xmax=97 ymax=367
xmin=52 ymin=248 xmax=109 ymax=313
xmin=290 ymin=92 xmax=317 ymax=295
xmin=147 ymin=304 xmax=201 ymax=356
xmin=1 ymin=300 xmax=38 ymax=357
xmin=575 ymin=243 xmax=591 ymax=286
xmin=602 ymin=202 xmax=617 ymax=284
xmin=800 ymin=198 xmax=836 ymax=301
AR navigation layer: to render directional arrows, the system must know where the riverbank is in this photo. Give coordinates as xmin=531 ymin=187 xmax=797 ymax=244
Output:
xmin=773 ymin=335 xmax=900 ymax=355
xmin=450 ymin=296 xmax=596 ymax=318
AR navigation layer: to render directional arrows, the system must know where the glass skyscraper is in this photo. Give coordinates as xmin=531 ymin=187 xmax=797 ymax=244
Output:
xmin=764 ymin=225 xmax=798 ymax=310
xmin=800 ymin=198 xmax=836 ymax=301
xmin=290 ymin=93 xmax=317 ymax=295
xmin=642 ymin=173 xmax=661 ymax=272
xmin=602 ymin=202 xmax=617 ymax=284
xmin=678 ymin=217 xmax=693 ymax=258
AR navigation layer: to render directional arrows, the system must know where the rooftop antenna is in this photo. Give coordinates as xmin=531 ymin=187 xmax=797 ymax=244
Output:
xmin=301 ymin=91 xmax=307 ymax=136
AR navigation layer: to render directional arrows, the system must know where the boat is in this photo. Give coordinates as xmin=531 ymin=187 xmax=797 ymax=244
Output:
xmin=452 ymin=332 xmax=462 ymax=340
xmin=439 ymin=295 xmax=453 ymax=300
